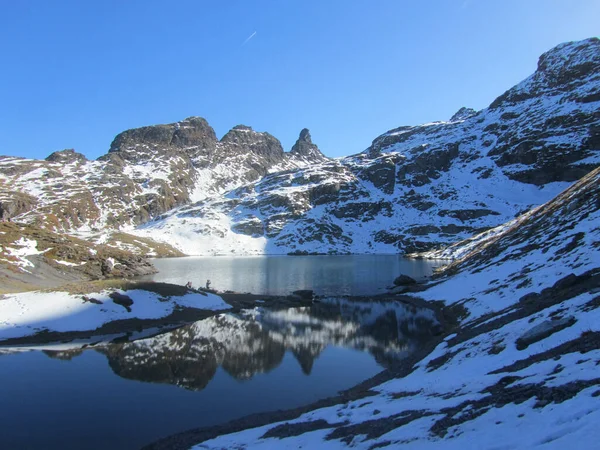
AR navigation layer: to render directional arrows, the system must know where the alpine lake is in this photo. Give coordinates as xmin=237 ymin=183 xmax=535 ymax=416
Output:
xmin=0 ymin=255 xmax=440 ymax=449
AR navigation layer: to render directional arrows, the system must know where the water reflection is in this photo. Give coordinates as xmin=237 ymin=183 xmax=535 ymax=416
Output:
xmin=88 ymin=299 xmax=439 ymax=390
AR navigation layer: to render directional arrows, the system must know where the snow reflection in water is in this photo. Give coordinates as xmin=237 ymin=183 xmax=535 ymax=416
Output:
xmin=0 ymin=298 xmax=438 ymax=450
xmin=95 ymin=298 xmax=438 ymax=390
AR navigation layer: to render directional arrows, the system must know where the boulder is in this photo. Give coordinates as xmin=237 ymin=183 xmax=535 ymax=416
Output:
xmin=393 ymin=275 xmax=417 ymax=286
xmin=516 ymin=316 xmax=576 ymax=350
xmin=291 ymin=290 xmax=314 ymax=301
xmin=110 ymin=292 xmax=134 ymax=312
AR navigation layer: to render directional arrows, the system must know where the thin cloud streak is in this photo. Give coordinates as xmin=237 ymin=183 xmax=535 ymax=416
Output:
xmin=242 ymin=31 xmax=257 ymax=46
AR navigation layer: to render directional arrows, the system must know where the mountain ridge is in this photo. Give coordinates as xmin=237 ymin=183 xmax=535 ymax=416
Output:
xmin=0 ymin=37 xmax=598 ymax=256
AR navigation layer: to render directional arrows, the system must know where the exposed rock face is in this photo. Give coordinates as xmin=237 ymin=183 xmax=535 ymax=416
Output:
xmin=290 ymin=128 xmax=328 ymax=164
xmin=449 ymin=107 xmax=478 ymax=122
xmin=1 ymin=38 xmax=599 ymax=256
xmin=45 ymin=149 xmax=88 ymax=164
xmin=0 ymin=119 xmax=329 ymax=233
xmin=0 ymin=191 xmax=38 ymax=220
xmin=0 ymin=222 xmax=156 ymax=293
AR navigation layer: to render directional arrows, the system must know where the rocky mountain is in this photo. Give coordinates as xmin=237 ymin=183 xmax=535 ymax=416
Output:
xmin=133 ymin=38 xmax=600 ymax=255
xmin=1 ymin=38 xmax=599 ymax=256
xmin=0 ymin=120 xmax=328 ymax=235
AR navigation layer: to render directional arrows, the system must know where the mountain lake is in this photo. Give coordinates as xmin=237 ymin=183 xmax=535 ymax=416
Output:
xmin=141 ymin=254 xmax=439 ymax=295
xmin=0 ymin=256 xmax=439 ymax=449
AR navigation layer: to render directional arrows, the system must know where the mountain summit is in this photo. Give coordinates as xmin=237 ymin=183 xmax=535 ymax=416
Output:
xmin=290 ymin=128 xmax=328 ymax=163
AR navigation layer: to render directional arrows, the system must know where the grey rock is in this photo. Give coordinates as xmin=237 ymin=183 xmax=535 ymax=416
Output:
xmin=110 ymin=292 xmax=134 ymax=312
xmin=290 ymin=128 xmax=328 ymax=163
xmin=449 ymin=107 xmax=478 ymax=122
xmin=516 ymin=316 xmax=576 ymax=350
xmin=393 ymin=275 xmax=417 ymax=286
xmin=45 ymin=149 xmax=88 ymax=164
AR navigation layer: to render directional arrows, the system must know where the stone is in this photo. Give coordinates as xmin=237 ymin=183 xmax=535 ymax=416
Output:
xmin=290 ymin=128 xmax=328 ymax=163
xmin=291 ymin=290 xmax=314 ymax=300
xmin=516 ymin=316 xmax=576 ymax=350
xmin=109 ymin=292 xmax=134 ymax=312
xmin=449 ymin=107 xmax=478 ymax=122
xmin=45 ymin=149 xmax=88 ymax=164
xmin=393 ymin=275 xmax=417 ymax=286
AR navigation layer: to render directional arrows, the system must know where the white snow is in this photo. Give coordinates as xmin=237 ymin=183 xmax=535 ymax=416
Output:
xmin=54 ymin=260 xmax=86 ymax=267
xmin=0 ymin=289 xmax=230 ymax=340
xmin=2 ymin=237 xmax=50 ymax=272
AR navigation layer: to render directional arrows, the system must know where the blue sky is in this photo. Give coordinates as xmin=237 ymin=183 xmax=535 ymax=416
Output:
xmin=0 ymin=0 xmax=598 ymax=160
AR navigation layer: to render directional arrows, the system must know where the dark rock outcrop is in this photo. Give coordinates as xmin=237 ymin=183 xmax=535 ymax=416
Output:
xmin=290 ymin=129 xmax=328 ymax=163
xmin=0 ymin=192 xmax=38 ymax=220
xmin=45 ymin=149 xmax=88 ymax=164
xmin=393 ymin=275 xmax=417 ymax=286
xmin=449 ymin=107 xmax=478 ymax=122
xmin=110 ymin=292 xmax=134 ymax=312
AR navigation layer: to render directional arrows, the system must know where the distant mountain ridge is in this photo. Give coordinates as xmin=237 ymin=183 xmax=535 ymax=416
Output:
xmin=0 ymin=37 xmax=599 ymax=255
xmin=0 ymin=120 xmax=328 ymax=231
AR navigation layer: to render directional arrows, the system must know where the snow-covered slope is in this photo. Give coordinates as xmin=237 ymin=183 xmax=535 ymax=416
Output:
xmin=133 ymin=38 xmax=600 ymax=255
xmin=0 ymin=286 xmax=229 ymax=340
xmin=161 ymin=158 xmax=600 ymax=450
xmin=1 ymin=38 xmax=599 ymax=256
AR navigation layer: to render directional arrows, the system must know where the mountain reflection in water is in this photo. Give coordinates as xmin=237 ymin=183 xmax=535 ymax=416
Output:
xmin=46 ymin=299 xmax=439 ymax=391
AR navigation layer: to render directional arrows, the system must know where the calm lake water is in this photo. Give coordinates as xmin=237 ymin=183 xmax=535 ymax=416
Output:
xmin=142 ymin=254 xmax=437 ymax=295
xmin=0 ymin=297 xmax=438 ymax=450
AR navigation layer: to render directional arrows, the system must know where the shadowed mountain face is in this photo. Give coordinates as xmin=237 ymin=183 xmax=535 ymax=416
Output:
xmin=1 ymin=38 xmax=599 ymax=255
xmin=88 ymin=299 xmax=439 ymax=391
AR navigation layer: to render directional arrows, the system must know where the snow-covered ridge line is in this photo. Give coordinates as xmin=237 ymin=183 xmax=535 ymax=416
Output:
xmin=1 ymin=38 xmax=599 ymax=258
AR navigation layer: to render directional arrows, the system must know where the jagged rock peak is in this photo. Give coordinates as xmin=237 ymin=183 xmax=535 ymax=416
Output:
xmin=231 ymin=124 xmax=254 ymax=131
xmin=221 ymin=124 xmax=278 ymax=144
xmin=536 ymin=37 xmax=600 ymax=74
xmin=449 ymin=107 xmax=477 ymax=122
xmin=45 ymin=149 xmax=87 ymax=164
xmin=107 ymin=117 xmax=218 ymax=155
xmin=220 ymin=125 xmax=284 ymax=163
xmin=489 ymin=37 xmax=600 ymax=109
xmin=298 ymin=128 xmax=312 ymax=144
xmin=290 ymin=128 xmax=327 ymax=162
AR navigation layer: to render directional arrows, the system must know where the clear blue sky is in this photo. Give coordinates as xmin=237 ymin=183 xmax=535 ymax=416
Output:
xmin=0 ymin=0 xmax=598 ymax=160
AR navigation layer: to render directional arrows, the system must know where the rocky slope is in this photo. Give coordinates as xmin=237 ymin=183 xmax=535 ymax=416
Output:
xmin=148 ymin=157 xmax=600 ymax=450
xmin=0 ymin=222 xmax=157 ymax=293
xmin=1 ymin=38 xmax=599 ymax=256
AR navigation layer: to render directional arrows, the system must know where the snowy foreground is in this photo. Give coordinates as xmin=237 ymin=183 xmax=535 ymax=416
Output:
xmin=177 ymin=170 xmax=600 ymax=449
xmin=0 ymin=289 xmax=230 ymax=341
